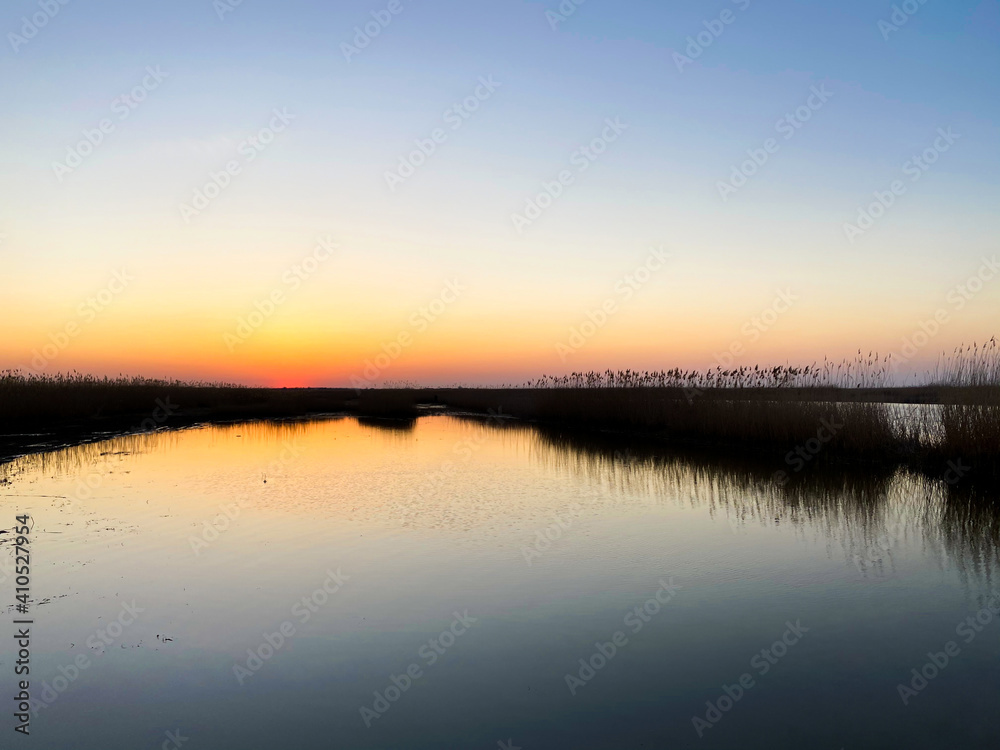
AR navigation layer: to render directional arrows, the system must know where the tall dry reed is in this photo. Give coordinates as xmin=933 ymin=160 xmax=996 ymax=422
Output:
xmin=933 ymin=339 xmax=1000 ymax=471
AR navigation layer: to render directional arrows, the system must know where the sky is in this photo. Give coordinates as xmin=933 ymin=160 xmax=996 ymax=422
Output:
xmin=1 ymin=0 xmax=997 ymax=387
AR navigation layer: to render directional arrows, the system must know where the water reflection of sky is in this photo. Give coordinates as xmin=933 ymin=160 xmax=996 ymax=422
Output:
xmin=1 ymin=416 xmax=997 ymax=749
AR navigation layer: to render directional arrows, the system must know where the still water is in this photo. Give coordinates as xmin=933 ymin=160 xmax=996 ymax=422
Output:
xmin=1 ymin=415 xmax=998 ymax=748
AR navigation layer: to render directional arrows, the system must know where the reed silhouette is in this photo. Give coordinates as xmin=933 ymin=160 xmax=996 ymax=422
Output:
xmin=2 ymin=343 xmax=998 ymax=479
xmin=442 ymin=344 xmax=1000 ymax=480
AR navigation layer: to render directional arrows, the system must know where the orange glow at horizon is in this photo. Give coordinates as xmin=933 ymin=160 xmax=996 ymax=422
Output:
xmin=2 ymin=237 xmax=997 ymax=386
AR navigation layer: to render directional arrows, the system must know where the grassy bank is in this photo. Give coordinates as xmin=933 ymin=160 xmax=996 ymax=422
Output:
xmin=438 ymin=386 xmax=906 ymax=454
xmin=0 ymin=372 xmax=421 ymax=460
xmin=2 ymin=342 xmax=998 ymax=479
xmin=0 ymin=371 xmax=354 ymax=422
xmin=439 ymin=386 xmax=996 ymax=482
xmin=441 ymin=345 xmax=1000 ymax=481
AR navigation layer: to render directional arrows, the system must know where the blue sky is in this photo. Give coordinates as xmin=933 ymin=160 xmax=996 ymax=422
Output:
xmin=1 ymin=0 xmax=998 ymax=383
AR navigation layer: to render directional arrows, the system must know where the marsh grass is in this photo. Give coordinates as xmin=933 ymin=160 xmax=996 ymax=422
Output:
xmin=526 ymin=350 xmax=895 ymax=390
xmin=442 ymin=387 xmax=906 ymax=460
xmin=0 ymin=371 xmax=354 ymax=424
xmin=445 ymin=353 xmax=911 ymax=461
xmin=349 ymin=389 xmax=419 ymax=418
xmin=442 ymin=345 xmax=1000 ymax=475
xmin=931 ymin=339 xmax=1000 ymax=478
xmin=3 ymin=343 xmax=998 ymax=477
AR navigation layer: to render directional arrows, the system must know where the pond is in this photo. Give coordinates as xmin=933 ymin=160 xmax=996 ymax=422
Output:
xmin=1 ymin=415 xmax=998 ymax=748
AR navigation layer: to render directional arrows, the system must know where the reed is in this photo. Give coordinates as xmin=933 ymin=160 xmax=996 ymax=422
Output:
xmin=525 ymin=350 xmax=895 ymax=390
xmin=3 ymin=343 xmax=998 ymax=478
xmin=443 ymin=352 xmax=910 ymax=461
xmin=0 ymin=370 xmax=352 ymax=423
xmin=349 ymin=388 xmax=419 ymax=418
xmin=441 ymin=386 xmax=905 ymax=460
xmin=931 ymin=339 xmax=1000 ymax=476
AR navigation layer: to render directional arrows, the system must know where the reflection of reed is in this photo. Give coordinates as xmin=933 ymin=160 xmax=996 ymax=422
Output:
xmin=356 ymin=417 xmax=417 ymax=432
xmin=0 ymin=418 xmax=314 ymax=481
xmin=931 ymin=483 xmax=1000 ymax=596
xmin=497 ymin=419 xmax=1000 ymax=590
xmin=0 ymin=430 xmax=171 ymax=481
